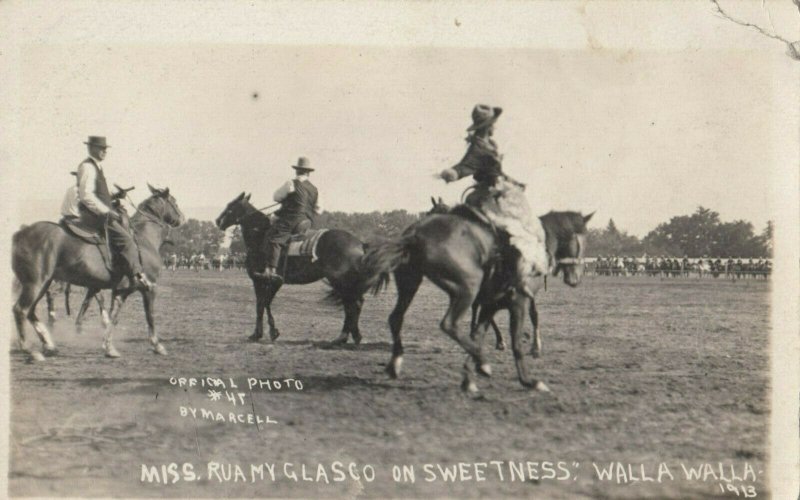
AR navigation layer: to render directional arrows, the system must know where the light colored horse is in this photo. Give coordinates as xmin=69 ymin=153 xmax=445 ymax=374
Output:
xmin=12 ymin=185 xmax=185 ymax=361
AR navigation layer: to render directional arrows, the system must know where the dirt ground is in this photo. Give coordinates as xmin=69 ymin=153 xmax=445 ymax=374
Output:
xmin=9 ymin=271 xmax=769 ymax=498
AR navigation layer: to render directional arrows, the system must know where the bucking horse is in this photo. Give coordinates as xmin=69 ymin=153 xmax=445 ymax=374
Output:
xmin=357 ymin=205 xmax=593 ymax=393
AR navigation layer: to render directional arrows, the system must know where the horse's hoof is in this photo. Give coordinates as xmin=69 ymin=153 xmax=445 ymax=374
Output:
xmin=330 ymin=334 xmax=348 ymax=346
xmin=495 ymin=342 xmax=506 ymax=351
xmin=352 ymin=332 xmax=362 ymax=345
xmin=153 ymin=343 xmax=168 ymax=356
xmin=477 ymin=363 xmax=492 ymax=378
xmin=385 ymin=357 xmax=402 ymax=379
xmin=534 ymin=381 xmax=550 ymax=392
xmin=43 ymin=345 xmax=59 ymax=357
xmin=248 ymin=333 xmax=263 ymax=342
xmin=530 ymin=349 xmax=541 ymax=359
xmin=461 ymin=378 xmax=479 ymax=394
xmin=104 ymin=345 xmax=121 ymax=358
xmin=269 ymin=329 xmax=280 ymax=342
xmin=30 ymin=351 xmax=46 ymax=362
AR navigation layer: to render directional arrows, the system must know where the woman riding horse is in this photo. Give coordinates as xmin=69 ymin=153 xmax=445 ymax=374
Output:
xmin=439 ymin=104 xmax=550 ymax=297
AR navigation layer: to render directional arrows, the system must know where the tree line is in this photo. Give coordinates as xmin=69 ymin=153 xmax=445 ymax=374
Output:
xmin=162 ymin=206 xmax=772 ymax=259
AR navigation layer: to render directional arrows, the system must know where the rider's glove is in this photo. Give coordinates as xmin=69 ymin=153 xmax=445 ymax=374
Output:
xmin=440 ymin=168 xmax=459 ymax=183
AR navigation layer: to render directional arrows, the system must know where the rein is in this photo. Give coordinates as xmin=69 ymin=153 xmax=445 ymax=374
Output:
xmin=231 ymin=202 xmax=279 ymax=226
xmin=125 ymin=193 xmax=177 ymax=244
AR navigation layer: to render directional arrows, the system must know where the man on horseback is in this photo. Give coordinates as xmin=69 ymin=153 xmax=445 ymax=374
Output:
xmin=438 ymin=105 xmax=550 ymax=296
xmin=254 ymin=157 xmax=321 ymax=281
xmin=75 ymin=136 xmax=153 ymax=291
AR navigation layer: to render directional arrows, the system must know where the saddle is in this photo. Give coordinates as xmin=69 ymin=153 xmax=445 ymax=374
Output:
xmin=60 ymin=216 xmax=104 ymax=245
xmin=285 ymin=228 xmax=328 ymax=261
xmin=59 ymin=216 xmax=113 ymax=271
xmin=448 ymin=204 xmax=495 ymax=231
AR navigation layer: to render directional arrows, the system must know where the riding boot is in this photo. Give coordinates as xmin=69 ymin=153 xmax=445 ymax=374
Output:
xmin=253 ymin=266 xmax=284 ymax=282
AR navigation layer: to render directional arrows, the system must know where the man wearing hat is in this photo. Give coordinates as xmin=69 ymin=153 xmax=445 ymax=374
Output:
xmin=255 ymin=157 xmax=321 ymax=281
xmin=75 ymin=136 xmax=153 ymax=290
xmin=438 ymin=104 xmax=550 ymax=296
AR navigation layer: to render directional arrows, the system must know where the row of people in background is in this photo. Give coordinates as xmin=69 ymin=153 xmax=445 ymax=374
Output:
xmin=592 ymin=256 xmax=771 ymax=278
xmin=162 ymin=252 xmax=248 ymax=271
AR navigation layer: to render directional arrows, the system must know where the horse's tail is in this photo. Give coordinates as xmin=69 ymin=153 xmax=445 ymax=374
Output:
xmin=324 ymin=236 xmax=412 ymax=305
xmin=358 ymin=234 xmax=415 ymax=296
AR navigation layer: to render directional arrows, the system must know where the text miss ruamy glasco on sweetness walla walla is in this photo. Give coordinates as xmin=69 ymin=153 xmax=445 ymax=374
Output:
xmin=141 ymin=461 xmax=762 ymax=488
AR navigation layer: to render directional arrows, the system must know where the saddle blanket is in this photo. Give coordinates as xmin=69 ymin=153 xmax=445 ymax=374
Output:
xmin=286 ymin=229 xmax=328 ymax=262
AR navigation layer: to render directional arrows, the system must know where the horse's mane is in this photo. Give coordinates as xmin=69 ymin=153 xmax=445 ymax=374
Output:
xmin=539 ymin=211 xmax=588 ymax=239
xmin=240 ymin=200 xmax=272 ymax=229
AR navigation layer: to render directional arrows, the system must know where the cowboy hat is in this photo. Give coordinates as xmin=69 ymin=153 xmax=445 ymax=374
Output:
xmin=467 ymin=104 xmax=503 ymax=132
xmin=291 ymin=157 xmax=314 ymax=172
xmin=84 ymin=136 xmax=110 ymax=148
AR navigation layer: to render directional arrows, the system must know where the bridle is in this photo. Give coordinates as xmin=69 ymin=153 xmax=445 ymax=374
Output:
xmin=225 ymin=201 xmax=279 ymax=227
xmin=127 ymin=193 xmax=182 ymax=245
xmin=552 ymin=233 xmax=586 ymax=269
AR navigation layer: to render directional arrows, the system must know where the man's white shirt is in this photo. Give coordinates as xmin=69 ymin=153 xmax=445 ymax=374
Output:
xmin=76 ymin=156 xmax=111 ymax=215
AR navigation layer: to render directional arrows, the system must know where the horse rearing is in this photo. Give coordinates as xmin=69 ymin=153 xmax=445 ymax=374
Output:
xmin=12 ymin=185 xmax=185 ymax=361
xmin=358 ymin=208 xmax=593 ymax=393
xmin=215 ymin=192 xmax=366 ymax=345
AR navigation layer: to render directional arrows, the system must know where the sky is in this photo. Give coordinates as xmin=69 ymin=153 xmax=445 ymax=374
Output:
xmin=5 ymin=2 xmax=794 ymax=237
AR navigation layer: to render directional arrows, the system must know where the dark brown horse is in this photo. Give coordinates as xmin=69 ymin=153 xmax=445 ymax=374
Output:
xmin=215 ymin=193 xmax=366 ymax=344
xmin=358 ymin=209 xmax=592 ymax=393
xmin=12 ymin=185 xmax=185 ymax=361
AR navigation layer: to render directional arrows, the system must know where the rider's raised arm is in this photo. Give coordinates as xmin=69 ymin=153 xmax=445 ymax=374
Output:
xmin=76 ymin=162 xmax=111 ymax=214
xmin=273 ymin=179 xmax=294 ymax=203
xmin=440 ymin=145 xmax=482 ymax=183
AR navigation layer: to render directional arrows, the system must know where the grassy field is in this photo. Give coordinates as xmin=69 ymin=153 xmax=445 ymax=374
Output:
xmin=9 ymin=271 xmax=770 ymax=498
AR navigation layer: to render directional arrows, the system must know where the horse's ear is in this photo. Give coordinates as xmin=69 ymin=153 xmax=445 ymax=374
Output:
xmin=236 ymin=192 xmax=245 ymax=201
xmin=244 ymin=193 xmax=251 ymax=201
xmin=431 ymin=196 xmax=437 ymax=207
xmin=148 ymin=183 xmax=161 ymax=195
xmin=438 ymin=197 xmax=444 ymax=205
xmin=583 ymin=211 xmax=596 ymax=224
xmin=163 ymin=187 xmax=170 ymax=196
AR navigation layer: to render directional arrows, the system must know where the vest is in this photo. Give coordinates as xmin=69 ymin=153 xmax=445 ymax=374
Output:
xmin=78 ymin=158 xmax=113 ymax=210
xmin=276 ymin=179 xmax=318 ymax=223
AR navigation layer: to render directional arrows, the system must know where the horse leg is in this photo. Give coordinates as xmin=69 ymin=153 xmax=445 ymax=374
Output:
xmin=491 ymin=319 xmax=505 ymax=350
xmin=102 ymin=290 xmax=130 ymax=358
xmin=265 ymin=279 xmax=283 ymax=341
xmin=332 ymin=294 xmax=363 ymax=346
xmin=350 ymin=296 xmax=364 ymax=345
xmin=75 ymin=288 xmax=99 ymax=334
xmin=386 ymin=266 xmax=422 ymax=379
xmin=438 ymin=280 xmax=488 ymax=384
xmin=529 ymin=297 xmax=542 ymax=358
xmin=141 ymin=288 xmax=167 ymax=355
xmin=26 ymin=278 xmax=58 ymax=357
xmin=249 ymin=280 xmax=266 ymax=341
xmin=46 ymin=289 xmax=56 ymax=324
xmin=64 ymin=283 xmax=72 ymax=316
xmin=96 ymin=292 xmax=110 ymax=329
xmin=470 ymin=303 xmax=505 ymax=351
xmin=510 ymin=293 xmax=549 ymax=391
xmin=13 ymin=283 xmax=46 ymax=361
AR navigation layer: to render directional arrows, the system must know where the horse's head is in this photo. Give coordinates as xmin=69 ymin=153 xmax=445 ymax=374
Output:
xmin=540 ymin=210 xmax=594 ymax=287
xmin=140 ymin=184 xmax=185 ymax=227
xmin=216 ymin=192 xmax=252 ymax=230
